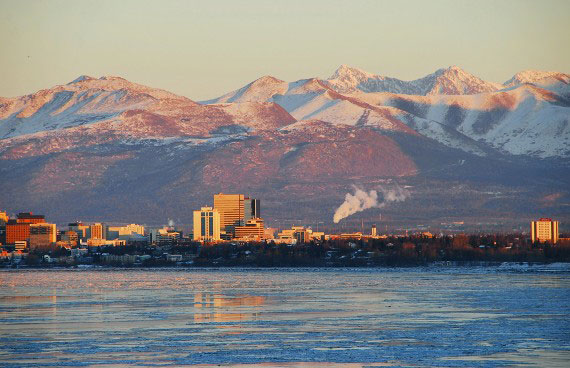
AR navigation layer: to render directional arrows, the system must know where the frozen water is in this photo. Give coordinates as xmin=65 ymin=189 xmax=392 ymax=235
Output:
xmin=0 ymin=266 xmax=569 ymax=367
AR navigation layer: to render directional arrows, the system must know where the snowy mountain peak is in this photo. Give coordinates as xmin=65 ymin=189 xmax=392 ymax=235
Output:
xmin=329 ymin=64 xmax=376 ymax=80
xmin=418 ymin=66 xmax=502 ymax=95
xmin=251 ymin=75 xmax=285 ymax=86
xmin=98 ymin=75 xmax=127 ymax=81
xmin=504 ymin=70 xmax=570 ymax=87
xmin=68 ymin=75 xmax=95 ymax=84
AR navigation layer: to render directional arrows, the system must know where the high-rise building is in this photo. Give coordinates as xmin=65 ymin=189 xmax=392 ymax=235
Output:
xmin=29 ymin=223 xmax=57 ymax=248
xmin=371 ymin=224 xmax=377 ymax=237
xmin=193 ymin=207 xmax=221 ymax=242
xmin=244 ymin=198 xmax=260 ymax=223
xmin=214 ymin=193 xmax=245 ymax=234
xmin=531 ymin=218 xmax=559 ymax=244
xmin=90 ymin=223 xmax=106 ymax=240
xmin=235 ymin=218 xmax=265 ymax=241
xmin=213 ymin=193 xmax=261 ymax=237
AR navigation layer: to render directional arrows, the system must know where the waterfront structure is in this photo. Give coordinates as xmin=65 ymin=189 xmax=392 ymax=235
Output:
xmin=531 ymin=218 xmax=559 ymax=244
xmin=193 ymin=207 xmax=221 ymax=242
xmin=29 ymin=223 xmax=57 ymax=248
xmin=235 ymin=218 xmax=265 ymax=241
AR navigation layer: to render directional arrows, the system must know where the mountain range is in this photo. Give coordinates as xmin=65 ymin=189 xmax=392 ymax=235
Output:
xmin=1 ymin=65 xmax=569 ymax=231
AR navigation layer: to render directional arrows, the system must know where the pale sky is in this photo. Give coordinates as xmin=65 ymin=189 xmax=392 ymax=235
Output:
xmin=1 ymin=0 xmax=569 ymax=100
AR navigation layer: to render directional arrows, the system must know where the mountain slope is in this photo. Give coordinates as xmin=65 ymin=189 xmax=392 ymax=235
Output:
xmin=355 ymin=83 xmax=570 ymax=158
xmin=1 ymin=71 xmax=569 ymax=229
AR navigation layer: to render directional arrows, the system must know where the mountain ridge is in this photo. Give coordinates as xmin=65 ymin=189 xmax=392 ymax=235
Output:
xmin=1 ymin=68 xmax=568 ymax=228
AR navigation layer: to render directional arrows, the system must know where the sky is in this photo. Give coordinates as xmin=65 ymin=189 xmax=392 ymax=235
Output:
xmin=1 ymin=0 xmax=569 ymax=100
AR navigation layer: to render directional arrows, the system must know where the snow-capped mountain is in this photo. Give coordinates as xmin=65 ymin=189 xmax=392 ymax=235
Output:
xmin=1 ymin=68 xmax=569 ymax=228
xmin=204 ymin=65 xmax=570 ymax=158
xmin=324 ymin=65 xmax=503 ymax=95
xmin=354 ymin=83 xmax=570 ymax=158
xmin=0 ymin=75 xmax=295 ymax=143
xmin=503 ymin=70 xmax=570 ymax=97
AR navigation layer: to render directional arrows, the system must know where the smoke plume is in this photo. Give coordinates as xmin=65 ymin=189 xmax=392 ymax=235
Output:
xmin=333 ymin=185 xmax=410 ymax=223
xmin=168 ymin=219 xmax=175 ymax=227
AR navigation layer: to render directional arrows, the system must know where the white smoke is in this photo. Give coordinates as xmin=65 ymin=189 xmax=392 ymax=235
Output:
xmin=168 ymin=219 xmax=175 ymax=227
xmin=333 ymin=185 xmax=410 ymax=223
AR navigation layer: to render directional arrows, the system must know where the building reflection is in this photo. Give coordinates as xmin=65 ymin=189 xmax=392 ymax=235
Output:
xmin=0 ymin=295 xmax=58 ymax=317
xmin=193 ymin=293 xmax=265 ymax=323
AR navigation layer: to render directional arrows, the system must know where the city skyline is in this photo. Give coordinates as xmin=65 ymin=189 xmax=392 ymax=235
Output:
xmin=2 ymin=1 xmax=570 ymax=366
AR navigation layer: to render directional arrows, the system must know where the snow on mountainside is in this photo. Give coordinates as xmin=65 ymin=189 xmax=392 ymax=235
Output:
xmin=201 ymin=76 xmax=289 ymax=104
xmin=504 ymin=70 xmax=570 ymax=97
xmin=325 ymin=65 xmax=503 ymax=95
xmin=0 ymin=75 xmax=295 ymax=142
xmin=202 ymin=66 xmax=570 ymax=158
xmin=0 ymin=75 xmax=193 ymax=139
xmin=505 ymin=70 xmax=570 ymax=86
xmin=355 ymin=83 xmax=570 ymax=158
xmin=412 ymin=66 xmax=503 ymax=95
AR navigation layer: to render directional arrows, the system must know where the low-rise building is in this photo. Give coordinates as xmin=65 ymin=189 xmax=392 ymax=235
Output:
xmin=235 ymin=218 xmax=265 ymax=241
xmin=29 ymin=223 xmax=57 ymax=249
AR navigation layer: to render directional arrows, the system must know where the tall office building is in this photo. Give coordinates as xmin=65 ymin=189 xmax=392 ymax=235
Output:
xmin=90 ymin=223 xmax=106 ymax=240
xmin=193 ymin=207 xmax=221 ymax=242
xmin=29 ymin=223 xmax=57 ymax=248
xmin=531 ymin=218 xmax=559 ymax=244
xmin=214 ymin=193 xmax=245 ymax=234
xmin=213 ymin=193 xmax=260 ymax=237
xmin=244 ymin=198 xmax=260 ymax=223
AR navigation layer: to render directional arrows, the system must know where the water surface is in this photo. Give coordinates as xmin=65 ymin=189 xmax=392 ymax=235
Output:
xmin=1 ymin=265 xmax=569 ymax=367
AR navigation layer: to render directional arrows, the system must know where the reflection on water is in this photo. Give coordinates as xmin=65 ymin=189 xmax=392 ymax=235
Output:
xmin=0 ymin=267 xmax=569 ymax=367
xmin=194 ymin=293 xmax=265 ymax=323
